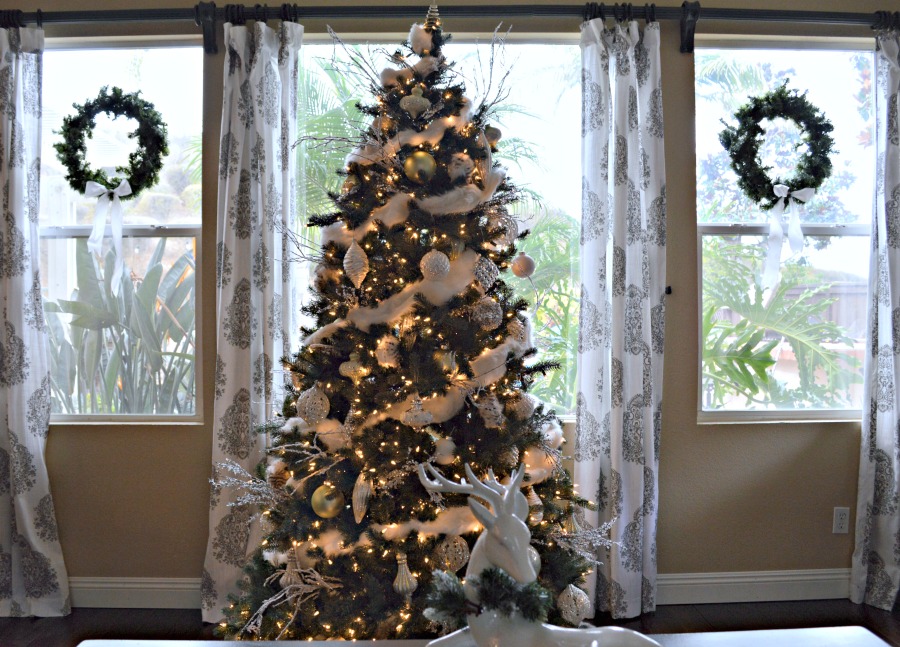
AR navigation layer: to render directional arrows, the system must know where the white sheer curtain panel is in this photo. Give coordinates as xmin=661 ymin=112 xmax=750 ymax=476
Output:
xmin=202 ymin=19 xmax=302 ymax=623
xmin=851 ymin=26 xmax=900 ymax=611
xmin=0 ymin=25 xmax=70 ymax=617
xmin=575 ymin=18 xmax=666 ymax=620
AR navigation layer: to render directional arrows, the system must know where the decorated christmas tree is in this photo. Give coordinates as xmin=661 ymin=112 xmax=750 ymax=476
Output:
xmin=218 ymin=7 xmax=597 ymax=640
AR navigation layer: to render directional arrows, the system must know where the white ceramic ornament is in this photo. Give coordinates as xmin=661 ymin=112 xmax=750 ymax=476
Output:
xmin=435 ymin=535 xmax=470 ymax=572
xmin=478 ymin=393 xmax=504 ymax=429
xmin=420 ymin=248 xmax=451 ymax=281
xmin=433 ymin=437 xmax=456 ymax=465
xmin=474 ymin=255 xmax=500 ymax=290
xmin=472 ymin=297 xmax=503 ymax=330
xmin=403 ymin=395 xmax=434 ymax=428
xmin=558 ymin=583 xmax=592 ymax=626
xmin=352 ymin=472 xmax=373 ymax=524
xmin=343 ymin=240 xmax=370 ymax=288
xmin=400 ymin=85 xmax=431 ymax=119
xmin=527 ymin=545 xmax=541 ymax=573
xmin=511 ymin=251 xmax=536 ymax=278
xmin=296 ymin=385 xmax=329 ymax=424
xmin=375 ymin=335 xmax=401 ymax=368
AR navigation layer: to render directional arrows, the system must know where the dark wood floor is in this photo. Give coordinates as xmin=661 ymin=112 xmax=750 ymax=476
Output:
xmin=2 ymin=599 xmax=900 ymax=647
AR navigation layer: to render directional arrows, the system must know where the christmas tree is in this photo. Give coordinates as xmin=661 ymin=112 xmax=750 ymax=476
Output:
xmin=218 ymin=6 xmax=596 ymax=640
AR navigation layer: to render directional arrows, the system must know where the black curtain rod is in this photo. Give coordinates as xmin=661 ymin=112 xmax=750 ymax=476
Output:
xmin=2 ymin=2 xmax=898 ymax=56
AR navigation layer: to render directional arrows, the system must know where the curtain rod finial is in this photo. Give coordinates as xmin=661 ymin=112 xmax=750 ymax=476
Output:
xmin=680 ymin=1 xmax=701 ymax=53
xmin=195 ymin=1 xmax=218 ymax=54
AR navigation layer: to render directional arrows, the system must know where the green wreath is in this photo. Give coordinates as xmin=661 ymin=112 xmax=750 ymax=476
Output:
xmin=719 ymin=82 xmax=834 ymax=211
xmin=54 ymin=86 xmax=168 ymax=200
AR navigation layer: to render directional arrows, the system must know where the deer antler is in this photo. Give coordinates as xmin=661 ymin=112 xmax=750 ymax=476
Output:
xmin=417 ymin=463 xmax=504 ymax=511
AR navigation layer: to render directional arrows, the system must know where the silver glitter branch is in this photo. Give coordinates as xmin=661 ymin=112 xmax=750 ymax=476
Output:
xmin=213 ymin=459 xmax=288 ymax=510
xmin=242 ymin=568 xmax=343 ymax=638
xmin=549 ymin=518 xmax=616 ymax=565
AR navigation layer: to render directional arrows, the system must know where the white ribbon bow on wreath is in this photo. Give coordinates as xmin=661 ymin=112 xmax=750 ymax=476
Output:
xmin=85 ymin=179 xmax=132 ymax=296
xmin=761 ymin=184 xmax=815 ymax=291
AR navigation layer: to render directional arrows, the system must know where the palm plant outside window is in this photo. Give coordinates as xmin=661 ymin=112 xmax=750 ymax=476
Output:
xmin=40 ymin=45 xmax=202 ymax=417
xmin=696 ymin=44 xmax=874 ymax=420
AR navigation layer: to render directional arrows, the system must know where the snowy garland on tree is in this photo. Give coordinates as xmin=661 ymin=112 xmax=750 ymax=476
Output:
xmin=217 ymin=6 xmax=598 ymax=641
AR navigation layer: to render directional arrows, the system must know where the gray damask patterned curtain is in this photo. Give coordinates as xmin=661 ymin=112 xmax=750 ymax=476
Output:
xmin=202 ymin=20 xmax=302 ymax=622
xmin=574 ymin=18 xmax=666 ymax=619
xmin=0 ymin=25 xmax=70 ymax=617
xmin=851 ymin=27 xmax=900 ymax=611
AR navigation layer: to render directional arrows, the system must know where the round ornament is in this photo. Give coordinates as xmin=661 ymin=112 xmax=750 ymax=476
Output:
xmin=528 ymin=545 xmax=541 ymax=573
xmin=433 ymin=437 xmax=456 ymax=465
xmin=54 ymin=86 xmax=168 ymax=199
xmin=403 ymin=395 xmax=434 ymax=428
xmin=375 ymin=335 xmax=401 ymax=368
xmin=557 ymin=583 xmax=592 ymax=626
xmin=507 ymin=317 xmax=527 ymax=343
xmin=343 ymin=240 xmax=370 ymax=289
xmin=420 ymin=248 xmax=451 ymax=281
xmin=474 ymin=255 xmax=500 ymax=290
xmin=719 ymin=81 xmax=834 ymax=210
xmin=509 ymin=393 xmax=536 ymax=420
xmin=404 ymin=150 xmax=437 ymax=184
xmin=510 ymin=252 xmax=536 ymax=279
xmin=434 ymin=535 xmax=470 ymax=572
xmin=400 ymin=85 xmax=431 ymax=119
xmin=499 ymin=444 xmax=520 ymax=468
xmin=296 ymin=384 xmax=330 ymax=424
xmin=492 ymin=213 xmax=519 ymax=248
xmin=310 ymin=483 xmax=345 ymax=519
xmin=472 ymin=297 xmax=503 ymax=331
xmin=339 ymin=352 xmax=369 ymax=385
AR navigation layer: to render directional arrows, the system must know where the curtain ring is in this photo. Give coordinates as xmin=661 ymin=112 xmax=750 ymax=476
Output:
xmin=647 ymin=3 xmax=656 ymax=24
xmin=36 ymin=8 xmax=43 ymax=28
xmin=626 ymin=3 xmax=634 ymax=22
xmin=255 ymin=3 xmax=267 ymax=23
xmin=280 ymin=3 xmax=291 ymax=22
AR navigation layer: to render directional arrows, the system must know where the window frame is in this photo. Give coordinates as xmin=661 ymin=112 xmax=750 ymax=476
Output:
xmin=40 ymin=36 xmax=205 ymax=424
xmin=694 ymin=36 xmax=874 ymax=425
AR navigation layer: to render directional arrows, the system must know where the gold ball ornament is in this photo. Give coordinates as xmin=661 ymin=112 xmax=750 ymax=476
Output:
xmin=511 ymin=251 xmax=536 ymax=278
xmin=420 ymin=248 xmax=451 ymax=281
xmin=310 ymin=483 xmax=345 ymax=519
xmin=404 ymin=150 xmax=437 ymax=184
xmin=435 ymin=535 xmax=470 ymax=572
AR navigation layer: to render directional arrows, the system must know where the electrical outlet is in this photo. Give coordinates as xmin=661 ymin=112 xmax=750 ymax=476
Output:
xmin=833 ymin=507 xmax=850 ymax=534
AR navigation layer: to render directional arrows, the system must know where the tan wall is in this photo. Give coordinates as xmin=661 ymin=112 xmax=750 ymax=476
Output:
xmin=0 ymin=0 xmax=885 ymax=584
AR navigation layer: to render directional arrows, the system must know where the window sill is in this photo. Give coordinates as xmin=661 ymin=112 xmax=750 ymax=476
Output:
xmin=50 ymin=414 xmax=203 ymax=426
xmin=697 ymin=410 xmax=861 ymax=426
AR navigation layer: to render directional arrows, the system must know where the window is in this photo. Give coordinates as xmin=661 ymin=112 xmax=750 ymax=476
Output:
xmin=295 ymin=39 xmax=581 ymax=414
xmin=695 ymin=43 xmax=874 ymax=421
xmin=40 ymin=44 xmax=203 ymax=418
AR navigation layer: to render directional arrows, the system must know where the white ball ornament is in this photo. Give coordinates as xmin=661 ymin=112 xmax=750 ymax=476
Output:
xmin=509 ymin=393 xmax=536 ymax=419
xmin=375 ymin=335 xmax=400 ymax=368
xmin=527 ymin=545 xmax=541 ymax=573
xmin=433 ymin=437 xmax=456 ymax=465
xmin=296 ymin=384 xmax=329 ymax=424
xmin=420 ymin=249 xmax=451 ymax=281
xmin=557 ymin=583 xmax=592 ymax=626
xmin=511 ymin=251 xmax=536 ymax=278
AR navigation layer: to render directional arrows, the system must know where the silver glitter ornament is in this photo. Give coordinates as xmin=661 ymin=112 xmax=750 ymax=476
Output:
xmin=474 ymin=255 xmax=499 ymax=290
xmin=296 ymin=384 xmax=329 ymax=424
xmin=478 ymin=393 xmax=504 ymax=429
xmin=509 ymin=393 xmax=536 ymax=420
xmin=420 ymin=249 xmax=451 ymax=281
xmin=343 ymin=240 xmax=370 ymax=288
xmin=375 ymin=335 xmax=400 ymax=368
xmin=507 ymin=317 xmax=527 ymax=343
xmin=434 ymin=535 xmax=470 ymax=572
xmin=403 ymin=395 xmax=434 ymax=428
xmin=499 ymin=444 xmax=520 ymax=468
xmin=557 ymin=583 xmax=592 ymax=626
xmin=472 ymin=297 xmax=503 ymax=330
xmin=393 ymin=552 xmax=418 ymax=600
xmin=511 ymin=251 xmax=536 ymax=278
xmin=352 ymin=472 xmax=373 ymax=524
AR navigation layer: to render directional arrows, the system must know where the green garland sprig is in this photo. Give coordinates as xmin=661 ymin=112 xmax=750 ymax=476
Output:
xmin=424 ymin=568 xmax=553 ymax=631
xmin=719 ymin=81 xmax=834 ymax=211
xmin=54 ymin=86 xmax=169 ymax=200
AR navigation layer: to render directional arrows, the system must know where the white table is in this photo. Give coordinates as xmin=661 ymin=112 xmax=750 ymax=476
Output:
xmin=78 ymin=625 xmax=894 ymax=646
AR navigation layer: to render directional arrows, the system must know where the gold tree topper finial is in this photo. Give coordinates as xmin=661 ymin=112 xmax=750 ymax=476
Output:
xmin=424 ymin=4 xmax=440 ymax=31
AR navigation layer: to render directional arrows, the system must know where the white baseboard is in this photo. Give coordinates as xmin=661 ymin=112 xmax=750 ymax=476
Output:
xmin=69 ymin=569 xmax=852 ymax=609
xmin=657 ymin=569 xmax=852 ymax=605
xmin=69 ymin=577 xmax=202 ymax=609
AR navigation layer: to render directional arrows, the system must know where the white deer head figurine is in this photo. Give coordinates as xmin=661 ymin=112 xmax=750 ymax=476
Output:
xmin=418 ymin=462 xmax=661 ymax=647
